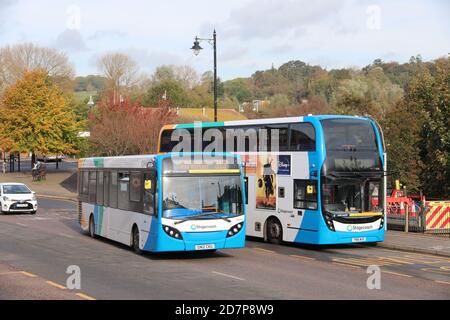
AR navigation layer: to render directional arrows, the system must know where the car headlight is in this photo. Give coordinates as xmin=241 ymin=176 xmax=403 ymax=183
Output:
xmin=2 ymin=196 xmax=10 ymax=202
xmin=227 ymin=223 xmax=244 ymax=238
xmin=163 ymin=225 xmax=183 ymax=240
xmin=31 ymin=194 xmax=36 ymax=201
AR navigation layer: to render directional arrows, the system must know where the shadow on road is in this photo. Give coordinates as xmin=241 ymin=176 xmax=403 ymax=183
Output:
xmin=61 ymin=219 xmax=233 ymax=261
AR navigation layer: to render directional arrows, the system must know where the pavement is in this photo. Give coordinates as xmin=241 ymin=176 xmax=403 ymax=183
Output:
xmin=0 ymin=198 xmax=448 ymax=300
xmin=379 ymin=231 xmax=450 ymax=257
xmin=0 ymin=161 xmax=78 ymax=202
xmin=1 ymin=164 xmax=449 ymax=260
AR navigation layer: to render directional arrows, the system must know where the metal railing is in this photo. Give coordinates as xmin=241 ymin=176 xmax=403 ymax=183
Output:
xmin=387 ymin=201 xmax=450 ymax=236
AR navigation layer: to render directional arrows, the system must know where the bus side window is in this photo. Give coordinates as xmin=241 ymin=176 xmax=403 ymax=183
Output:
xmin=81 ymin=171 xmax=89 ymax=196
xmin=129 ymin=172 xmax=142 ymax=213
xmin=88 ymin=171 xmax=97 ymax=204
xmin=103 ymin=171 xmax=110 ymax=207
xmin=118 ymin=172 xmax=130 ymax=211
xmin=267 ymin=124 xmax=289 ymax=151
xmin=143 ymin=173 xmax=156 ymax=216
xmin=110 ymin=170 xmax=118 ymax=209
xmin=96 ymin=170 xmax=104 ymax=206
xmin=290 ymin=123 xmax=316 ymax=151
xmin=293 ymin=180 xmax=318 ymax=210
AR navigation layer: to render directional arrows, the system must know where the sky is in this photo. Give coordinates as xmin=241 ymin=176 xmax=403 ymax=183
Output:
xmin=0 ymin=0 xmax=449 ymax=80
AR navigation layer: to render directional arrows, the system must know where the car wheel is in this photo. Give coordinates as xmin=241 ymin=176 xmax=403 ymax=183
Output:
xmin=266 ymin=218 xmax=283 ymax=245
xmin=30 ymin=211 xmax=37 ymax=215
xmin=132 ymin=226 xmax=143 ymax=255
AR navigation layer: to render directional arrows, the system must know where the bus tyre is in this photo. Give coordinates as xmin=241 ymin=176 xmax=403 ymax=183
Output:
xmin=267 ymin=218 xmax=283 ymax=244
xmin=89 ymin=215 xmax=96 ymax=239
xmin=132 ymin=227 xmax=143 ymax=255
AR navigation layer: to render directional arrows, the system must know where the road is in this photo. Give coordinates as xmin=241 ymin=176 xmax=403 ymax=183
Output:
xmin=0 ymin=198 xmax=449 ymax=300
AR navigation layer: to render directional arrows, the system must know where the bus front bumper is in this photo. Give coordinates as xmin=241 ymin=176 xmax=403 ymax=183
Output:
xmin=154 ymin=230 xmax=246 ymax=252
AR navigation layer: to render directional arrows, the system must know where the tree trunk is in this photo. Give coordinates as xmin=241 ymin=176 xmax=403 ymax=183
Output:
xmin=31 ymin=152 xmax=36 ymax=167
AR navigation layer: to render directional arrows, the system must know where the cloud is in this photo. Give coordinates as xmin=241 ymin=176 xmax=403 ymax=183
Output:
xmin=223 ymin=0 xmax=345 ymax=39
xmin=54 ymin=29 xmax=88 ymax=52
xmin=220 ymin=47 xmax=248 ymax=62
xmin=267 ymin=44 xmax=295 ymax=54
xmin=87 ymin=30 xmax=127 ymax=41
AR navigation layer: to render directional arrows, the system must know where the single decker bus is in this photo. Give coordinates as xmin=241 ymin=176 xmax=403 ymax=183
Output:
xmin=78 ymin=153 xmax=246 ymax=253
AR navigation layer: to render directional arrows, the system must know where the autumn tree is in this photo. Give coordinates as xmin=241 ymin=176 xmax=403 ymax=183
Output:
xmin=97 ymin=53 xmax=141 ymax=102
xmin=88 ymin=94 xmax=178 ymax=156
xmin=0 ymin=70 xmax=81 ymax=162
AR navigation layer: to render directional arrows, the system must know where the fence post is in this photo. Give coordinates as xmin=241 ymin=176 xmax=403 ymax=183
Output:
xmin=405 ymin=202 xmax=409 ymax=233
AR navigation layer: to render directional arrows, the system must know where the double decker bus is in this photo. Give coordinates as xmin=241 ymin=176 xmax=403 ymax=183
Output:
xmin=78 ymin=153 xmax=246 ymax=253
xmin=158 ymin=115 xmax=386 ymax=245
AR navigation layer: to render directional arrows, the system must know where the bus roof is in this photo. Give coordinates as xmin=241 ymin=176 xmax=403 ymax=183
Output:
xmin=78 ymin=152 xmax=240 ymax=169
xmin=160 ymin=115 xmax=371 ymax=130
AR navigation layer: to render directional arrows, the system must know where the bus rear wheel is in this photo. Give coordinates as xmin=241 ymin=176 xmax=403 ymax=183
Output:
xmin=132 ymin=227 xmax=143 ymax=255
xmin=89 ymin=215 xmax=96 ymax=239
xmin=267 ymin=218 xmax=283 ymax=244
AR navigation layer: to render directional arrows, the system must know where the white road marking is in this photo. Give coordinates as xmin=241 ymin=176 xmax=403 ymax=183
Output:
xmin=212 ymin=271 xmax=245 ymax=281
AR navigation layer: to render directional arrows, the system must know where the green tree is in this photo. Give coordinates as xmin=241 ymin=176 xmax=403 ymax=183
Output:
xmin=144 ymin=79 xmax=189 ymax=107
xmin=0 ymin=70 xmax=81 ymax=160
xmin=224 ymin=78 xmax=252 ymax=103
xmin=406 ymin=58 xmax=450 ymax=197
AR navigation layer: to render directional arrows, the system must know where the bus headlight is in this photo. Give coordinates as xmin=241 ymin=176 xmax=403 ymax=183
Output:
xmin=163 ymin=225 xmax=183 ymax=240
xmin=379 ymin=216 xmax=384 ymax=230
xmin=227 ymin=223 xmax=243 ymax=238
xmin=324 ymin=213 xmax=335 ymax=231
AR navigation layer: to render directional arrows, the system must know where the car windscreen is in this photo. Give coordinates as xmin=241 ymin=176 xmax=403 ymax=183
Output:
xmin=2 ymin=185 xmax=32 ymax=194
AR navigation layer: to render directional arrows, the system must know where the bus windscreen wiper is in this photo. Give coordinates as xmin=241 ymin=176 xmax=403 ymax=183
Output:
xmin=174 ymin=211 xmax=231 ymax=225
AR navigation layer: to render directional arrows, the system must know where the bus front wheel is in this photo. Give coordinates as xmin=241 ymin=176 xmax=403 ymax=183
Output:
xmin=266 ymin=218 xmax=283 ymax=245
xmin=132 ymin=226 xmax=143 ymax=255
xmin=89 ymin=215 xmax=96 ymax=239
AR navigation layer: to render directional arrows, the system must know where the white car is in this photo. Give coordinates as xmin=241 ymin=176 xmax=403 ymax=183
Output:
xmin=0 ymin=183 xmax=38 ymax=214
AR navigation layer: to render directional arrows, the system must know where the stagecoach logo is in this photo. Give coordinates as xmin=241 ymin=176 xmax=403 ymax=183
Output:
xmin=347 ymin=224 xmax=374 ymax=232
xmin=190 ymin=224 xmax=217 ymax=231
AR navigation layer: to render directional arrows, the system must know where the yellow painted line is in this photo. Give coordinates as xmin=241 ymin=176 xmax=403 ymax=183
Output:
xmin=382 ymin=271 xmax=412 ymax=278
xmin=434 ymin=280 xmax=450 ymax=285
xmin=0 ymin=271 xmax=22 ymax=276
xmin=253 ymin=248 xmax=275 ymax=254
xmin=0 ymin=271 xmax=37 ymax=277
xmin=289 ymin=254 xmax=316 ymax=261
xmin=46 ymin=281 xmax=67 ymax=290
xmin=20 ymin=271 xmax=37 ymax=278
xmin=332 ymin=262 xmax=361 ymax=270
xmin=76 ymin=293 xmax=97 ymax=300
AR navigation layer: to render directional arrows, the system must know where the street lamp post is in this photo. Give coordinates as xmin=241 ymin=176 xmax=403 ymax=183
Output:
xmin=191 ymin=30 xmax=218 ymax=122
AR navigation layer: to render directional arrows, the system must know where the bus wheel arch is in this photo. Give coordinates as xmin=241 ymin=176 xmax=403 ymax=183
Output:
xmin=265 ymin=216 xmax=283 ymax=244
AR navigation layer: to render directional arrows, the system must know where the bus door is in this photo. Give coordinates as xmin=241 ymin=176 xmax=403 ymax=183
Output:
xmin=278 ymin=176 xmax=301 ymax=229
xmin=143 ymin=171 xmax=157 ymax=247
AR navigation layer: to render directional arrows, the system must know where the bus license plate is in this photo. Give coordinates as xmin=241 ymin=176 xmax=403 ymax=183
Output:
xmin=195 ymin=244 xmax=215 ymax=251
xmin=352 ymin=237 xmax=366 ymax=243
